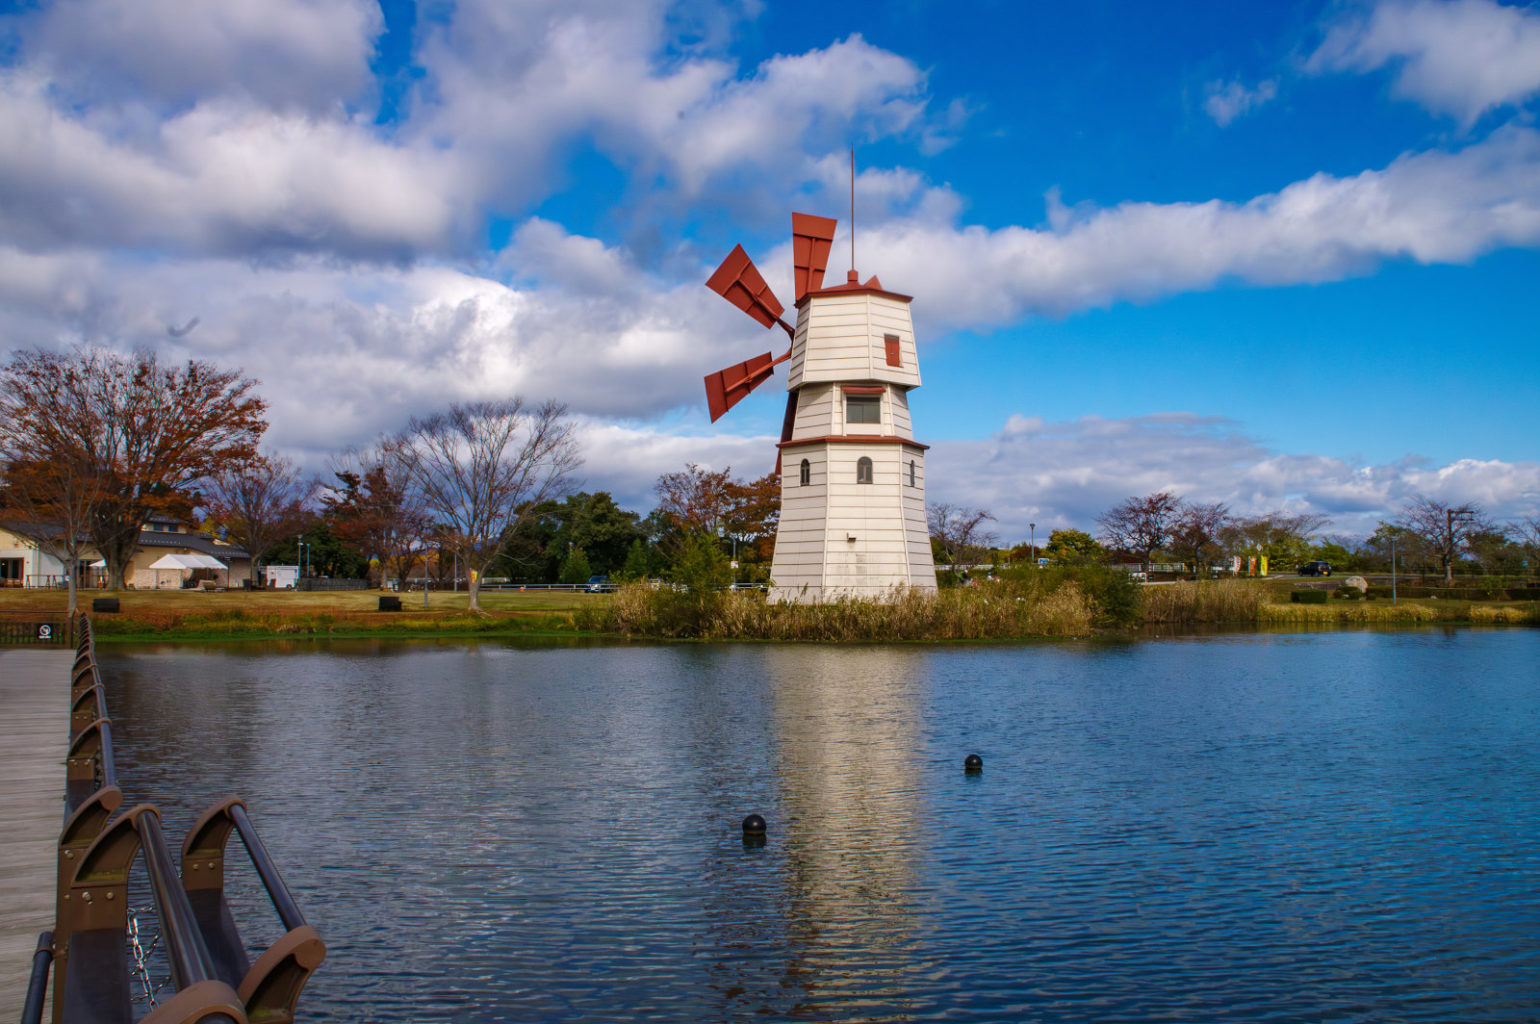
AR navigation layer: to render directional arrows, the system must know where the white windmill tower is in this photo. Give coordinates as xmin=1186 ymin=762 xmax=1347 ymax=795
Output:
xmin=703 ymin=213 xmax=936 ymax=602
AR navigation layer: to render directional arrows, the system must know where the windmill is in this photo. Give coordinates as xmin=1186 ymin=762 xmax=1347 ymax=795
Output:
xmin=702 ymin=213 xmax=937 ymax=603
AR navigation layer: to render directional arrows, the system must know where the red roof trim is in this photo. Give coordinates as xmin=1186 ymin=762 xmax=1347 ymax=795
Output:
xmin=840 ymin=385 xmax=884 ymax=395
xmin=794 ymin=284 xmax=913 ymax=307
xmin=778 ymin=434 xmax=930 ymax=451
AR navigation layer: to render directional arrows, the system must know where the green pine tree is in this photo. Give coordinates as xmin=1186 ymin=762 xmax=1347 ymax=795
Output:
xmin=618 ymin=538 xmax=653 ymax=582
xmin=559 ymin=546 xmax=592 ymax=585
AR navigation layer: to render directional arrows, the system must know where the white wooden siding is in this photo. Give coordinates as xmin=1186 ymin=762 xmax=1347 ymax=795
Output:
xmin=787 ymin=293 xmax=921 ymax=390
xmin=770 ymin=441 xmax=936 ymax=602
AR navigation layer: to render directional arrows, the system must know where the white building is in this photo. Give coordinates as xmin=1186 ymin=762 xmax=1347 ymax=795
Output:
xmin=770 ymin=267 xmax=937 ymax=602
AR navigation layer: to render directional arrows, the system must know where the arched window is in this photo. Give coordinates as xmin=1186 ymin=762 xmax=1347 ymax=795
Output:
xmin=799 ymin=459 xmax=811 ymax=486
xmin=856 ymin=457 xmax=873 ymax=484
xmin=908 ymin=460 xmax=916 ymax=486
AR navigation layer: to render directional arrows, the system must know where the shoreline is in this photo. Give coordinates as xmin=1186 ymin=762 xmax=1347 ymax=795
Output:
xmin=4 ymin=584 xmax=1536 ymax=645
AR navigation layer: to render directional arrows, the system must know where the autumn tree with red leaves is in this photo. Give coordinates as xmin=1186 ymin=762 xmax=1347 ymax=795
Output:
xmin=1 ymin=347 xmax=267 ymax=591
xmin=0 ymin=351 xmax=111 ymax=613
xmin=323 ymin=441 xmax=432 ymax=588
xmin=652 ymin=463 xmax=781 ymax=573
xmin=200 ymin=453 xmax=315 ymax=586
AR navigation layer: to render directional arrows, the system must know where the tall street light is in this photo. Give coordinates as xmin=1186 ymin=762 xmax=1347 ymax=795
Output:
xmin=1446 ymin=507 xmax=1475 ymax=585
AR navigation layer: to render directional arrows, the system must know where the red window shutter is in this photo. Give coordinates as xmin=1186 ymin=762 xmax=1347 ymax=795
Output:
xmin=884 ymin=334 xmax=901 ymax=367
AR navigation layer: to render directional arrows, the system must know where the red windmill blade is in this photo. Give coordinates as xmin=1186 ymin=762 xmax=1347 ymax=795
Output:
xmin=705 ymin=245 xmax=792 ymax=338
xmin=702 ymin=213 xmax=838 ymax=433
xmin=792 ymin=213 xmax=837 ymax=301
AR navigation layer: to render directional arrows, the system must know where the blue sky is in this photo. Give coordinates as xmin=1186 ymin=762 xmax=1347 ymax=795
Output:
xmin=0 ymin=0 xmax=1536 ymax=542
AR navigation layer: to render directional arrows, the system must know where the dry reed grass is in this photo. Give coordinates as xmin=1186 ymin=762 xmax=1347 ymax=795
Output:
xmin=1142 ymin=580 xmax=1264 ymax=624
xmin=585 ymin=578 xmax=1097 ymax=641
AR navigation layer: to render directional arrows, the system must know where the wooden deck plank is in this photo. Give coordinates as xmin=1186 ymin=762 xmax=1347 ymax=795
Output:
xmin=0 ymin=648 xmax=68 ymax=1021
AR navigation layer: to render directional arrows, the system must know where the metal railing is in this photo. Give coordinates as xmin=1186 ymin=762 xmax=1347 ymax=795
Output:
xmin=22 ymin=615 xmax=326 ymax=1024
xmin=0 ymin=608 xmax=73 ymax=646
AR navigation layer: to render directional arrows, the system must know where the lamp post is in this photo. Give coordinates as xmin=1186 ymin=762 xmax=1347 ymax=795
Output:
xmin=1030 ymin=522 xmax=1036 ymax=565
xmin=1391 ymin=533 xmax=1397 ymax=605
xmin=1446 ymin=507 xmax=1475 ymax=585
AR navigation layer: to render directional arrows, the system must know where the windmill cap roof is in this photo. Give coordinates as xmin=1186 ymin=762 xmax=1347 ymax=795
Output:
xmin=795 ymin=273 xmax=912 ymax=306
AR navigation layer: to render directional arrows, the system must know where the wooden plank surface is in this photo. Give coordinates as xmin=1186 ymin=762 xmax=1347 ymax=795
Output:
xmin=0 ymin=648 xmax=67 ymax=1021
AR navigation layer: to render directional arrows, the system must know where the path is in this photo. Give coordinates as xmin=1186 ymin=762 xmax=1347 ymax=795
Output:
xmin=0 ymin=648 xmax=67 ymax=1020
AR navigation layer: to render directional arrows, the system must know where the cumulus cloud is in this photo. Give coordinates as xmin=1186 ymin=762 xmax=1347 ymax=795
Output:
xmin=1203 ymin=77 xmax=1279 ymax=125
xmin=926 ymin=413 xmax=1540 ymax=542
xmin=413 ymin=7 xmax=933 ymax=217
xmin=0 ymin=75 xmax=461 ymax=259
xmin=858 ymin=125 xmax=1540 ymax=333
xmin=21 ymin=0 xmax=383 ymax=113
xmin=1308 ymin=0 xmax=1540 ymax=123
xmin=0 ymin=217 xmax=778 ymax=453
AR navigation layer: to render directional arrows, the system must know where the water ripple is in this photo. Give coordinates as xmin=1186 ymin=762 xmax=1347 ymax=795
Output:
xmin=99 ymin=631 xmax=1540 ymax=1022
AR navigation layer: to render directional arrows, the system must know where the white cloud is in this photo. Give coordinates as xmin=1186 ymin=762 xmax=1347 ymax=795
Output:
xmin=573 ymin=420 xmax=775 ymax=513
xmin=1203 ymin=77 xmax=1279 ymax=126
xmin=857 ymin=125 xmax=1540 ymax=334
xmin=1308 ymin=0 xmax=1540 ymax=123
xmin=0 ymin=217 xmax=775 ymax=453
xmin=413 ymin=9 xmax=933 ymax=214
xmin=22 ymin=0 xmax=383 ymax=113
xmin=925 ymin=413 xmax=1540 ymax=543
xmin=0 ymin=74 xmax=461 ymax=259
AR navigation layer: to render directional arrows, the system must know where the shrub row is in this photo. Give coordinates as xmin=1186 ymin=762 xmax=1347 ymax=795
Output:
xmin=1362 ymin=586 xmax=1540 ymax=601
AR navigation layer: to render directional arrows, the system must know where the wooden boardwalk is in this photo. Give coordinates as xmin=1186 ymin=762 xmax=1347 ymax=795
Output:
xmin=0 ymin=648 xmax=67 ymax=1021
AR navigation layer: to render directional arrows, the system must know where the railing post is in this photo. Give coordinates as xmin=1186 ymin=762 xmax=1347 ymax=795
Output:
xmin=183 ymin=799 xmax=327 ymax=1024
xmin=21 ymin=931 xmax=53 ymax=1024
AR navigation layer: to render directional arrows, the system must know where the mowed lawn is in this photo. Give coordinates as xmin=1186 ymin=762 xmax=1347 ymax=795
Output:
xmin=0 ymin=587 xmax=603 ymax=615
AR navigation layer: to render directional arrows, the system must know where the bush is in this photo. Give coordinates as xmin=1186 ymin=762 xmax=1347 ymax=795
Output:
xmin=1291 ymin=589 xmax=1328 ymax=604
xmin=998 ymin=563 xmax=1142 ymax=627
xmin=1333 ymin=584 xmax=1363 ymax=601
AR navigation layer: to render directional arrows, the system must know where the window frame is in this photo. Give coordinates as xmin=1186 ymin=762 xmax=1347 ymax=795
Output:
xmin=845 ymin=395 xmax=881 ymax=426
xmin=856 ymin=456 xmax=874 ymax=484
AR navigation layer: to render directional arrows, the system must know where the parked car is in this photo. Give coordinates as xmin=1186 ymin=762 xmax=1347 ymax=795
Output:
xmin=1297 ymin=561 xmax=1332 ymax=577
xmin=586 ymin=574 xmax=610 ymax=592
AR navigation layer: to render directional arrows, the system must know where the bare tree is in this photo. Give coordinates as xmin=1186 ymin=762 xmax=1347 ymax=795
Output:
xmin=200 ymin=454 xmax=315 ymax=586
xmin=1515 ymin=516 xmax=1540 ymax=574
xmin=0 ymin=352 xmax=110 ymax=613
xmin=927 ymin=502 xmax=997 ymax=567
xmin=395 ymin=399 xmax=581 ymax=611
xmin=1170 ymin=500 xmax=1230 ymax=575
xmin=1097 ymin=491 xmax=1180 ymax=575
xmin=1398 ymin=495 xmax=1492 ymax=584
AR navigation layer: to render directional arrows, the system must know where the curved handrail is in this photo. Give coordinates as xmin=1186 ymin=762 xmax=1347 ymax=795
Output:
xmin=61 ymin=805 xmax=249 ymax=1024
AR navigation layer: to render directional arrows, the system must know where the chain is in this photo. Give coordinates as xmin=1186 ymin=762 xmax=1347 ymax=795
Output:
xmin=126 ymin=908 xmax=166 ymax=1008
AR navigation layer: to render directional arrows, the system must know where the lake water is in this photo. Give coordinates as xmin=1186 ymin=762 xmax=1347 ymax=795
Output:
xmin=101 ymin=629 xmax=1540 ymax=1023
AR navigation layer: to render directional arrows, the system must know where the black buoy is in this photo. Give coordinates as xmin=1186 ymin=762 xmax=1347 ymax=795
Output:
xmin=741 ymin=813 xmax=767 ymax=836
xmin=964 ymin=753 xmax=983 ymax=773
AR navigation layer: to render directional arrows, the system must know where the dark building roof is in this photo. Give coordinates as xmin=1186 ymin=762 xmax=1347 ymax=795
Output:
xmin=136 ymin=530 xmax=249 ymax=559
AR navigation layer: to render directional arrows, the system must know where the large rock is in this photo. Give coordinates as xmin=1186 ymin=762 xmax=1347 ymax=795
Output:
xmin=1343 ymin=575 xmax=1369 ymax=594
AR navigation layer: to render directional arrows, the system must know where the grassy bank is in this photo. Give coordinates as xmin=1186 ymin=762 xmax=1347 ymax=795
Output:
xmin=0 ymin=588 xmax=599 ymax=641
xmin=5 ymin=577 xmax=1535 ymax=642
